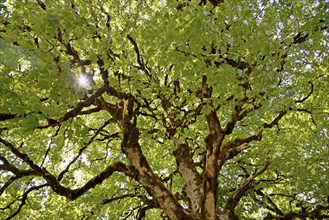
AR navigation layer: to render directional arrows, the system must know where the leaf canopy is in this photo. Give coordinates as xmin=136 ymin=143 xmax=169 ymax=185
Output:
xmin=0 ymin=0 xmax=328 ymax=219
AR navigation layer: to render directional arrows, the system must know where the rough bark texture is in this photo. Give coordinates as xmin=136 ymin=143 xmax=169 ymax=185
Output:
xmin=120 ymin=121 xmax=194 ymax=220
xmin=202 ymin=110 xmax=224 ymax=220
xmin=173 ymin=138 xmax=203 ymax=213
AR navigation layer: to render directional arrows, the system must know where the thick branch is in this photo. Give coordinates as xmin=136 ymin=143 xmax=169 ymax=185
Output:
xmin=222 ymin=132 xmax=263 ymax=160
xmin=173 ymin=138 xmax=203 ymax=213
xmin=202 ymin=109 xmax=224 ymax=219
xmin=0 ymin=113 xmax=16 ymax=122
xmin=120 ymin=121 xmax=193 ymax=220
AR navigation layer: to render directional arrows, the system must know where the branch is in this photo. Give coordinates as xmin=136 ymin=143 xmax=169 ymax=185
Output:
xmin=295 ymin=108 xmax=317 ymax=127
xmin=202 ymin=0 xmax=224 ymax=7
xmin=137 ymin=202 xmax=159 ymax=220
xmin=176 ymin=0 xmax=224 ymax=10
xmin=223 ymin=98 xmax=247 ymax=134
xmin=3 ymin=184 xmax=48 ymax=220
xmin=225 ymin=158 xmax=271 ymax=211
xmin=292 ymin=31 xmax=309 ymax=44
xmin=202 ymin=108 xmax=224 ymax=219
xmin=38 ymin=86 xmax=108 ymax=128
xmin=0 ymin=113 xmax=16 ymax=122
xmin=57 ymin=119 xmax=114 ymax=181
xmin=127 ymin=34 xmax=150 ymax=75
xmin=265 ymin=204 xmax=329 ymax=220
xmin=78 ymin=106 xmax=102 ymax=115
xmin=255 ymin=189 xmax=284 ymax=216
xmin=0 ymin=173 xmax=40 ymax=196
xmin=263 ymin=111 xmax=287 ymax=129
xmin=261 ymin=80 xmax=316 ymax=130
xmin=195 ymin=75 xmax=213 ymax=99
xmin=36 ymin=0 xmax=46 ymax=10
xmin=238 ymin=100 xmax=263 ymax=122
xmin=261 ymin=194 xmax=329 ymax=219
xmin=57 ymin=28 xmax=93 ymax=78
xmin=0 ymin=155 xmax=40 ymax=195
xmin=222 ymin=132 xmax=263 ymax=150
xmin=120 ymin=120 xmax=193 ymax=220
xmin=0 ymin=138 xmax=130 ymax=201
xmin=223 ymin=132 xmax=263 ymax=161
xmin=59 ymin=86 xmax=108 ymax=122
xmin=222 ymin=57 xmax=254 ymax=71
xmin=102 ymin=193 xmax=136 ymax=205
xmin=71 ymin=162 xmax=131 ymax=200
xmin=173 ymin=138 xmax=203 ymax=212
xmin=295 ymin=81 xmax=314 ymax=103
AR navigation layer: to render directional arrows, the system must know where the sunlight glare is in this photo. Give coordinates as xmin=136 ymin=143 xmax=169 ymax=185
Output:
xmin=78 ymin=75 xmax=88 ymax=86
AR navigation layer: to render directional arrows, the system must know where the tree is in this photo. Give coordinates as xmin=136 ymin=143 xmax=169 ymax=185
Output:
xmin=0 ymin=0 xmax=328 ymax=219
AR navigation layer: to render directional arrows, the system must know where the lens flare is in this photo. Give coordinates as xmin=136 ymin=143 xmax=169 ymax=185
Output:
xmin=78 ymin=75 xmax=88 ymax=86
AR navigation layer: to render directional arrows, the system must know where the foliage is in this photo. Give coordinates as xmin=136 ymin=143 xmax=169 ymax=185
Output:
xmin=1 ymin=0 xmax=328 ymax=219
